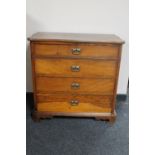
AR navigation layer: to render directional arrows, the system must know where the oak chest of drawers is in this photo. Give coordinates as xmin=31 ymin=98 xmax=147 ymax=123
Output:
xmin=28 ymin=32 xmax=124 ymax=122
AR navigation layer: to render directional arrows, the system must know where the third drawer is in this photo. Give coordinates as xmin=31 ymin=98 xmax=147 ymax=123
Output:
xmin=36 ymin=77 xmax=115 ymax=94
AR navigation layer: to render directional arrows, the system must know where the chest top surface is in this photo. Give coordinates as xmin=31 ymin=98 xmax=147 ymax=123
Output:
xmin=28 ymin=32 xmax=124 ymax=44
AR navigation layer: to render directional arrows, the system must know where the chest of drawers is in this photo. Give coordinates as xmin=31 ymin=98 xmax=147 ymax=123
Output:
xmin=28 ymin=32 xmax=124 ymax=122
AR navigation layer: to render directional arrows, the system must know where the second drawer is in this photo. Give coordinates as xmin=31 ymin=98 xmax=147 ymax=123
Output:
xmin=36 ymin=77 xmax=115 ymax=94
xmin=34 ymin=58 xmax=117 ymax=78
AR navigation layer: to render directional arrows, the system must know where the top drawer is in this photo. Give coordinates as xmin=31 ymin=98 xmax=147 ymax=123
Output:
xmin=33 ymin=43 xmax=119 ymax=58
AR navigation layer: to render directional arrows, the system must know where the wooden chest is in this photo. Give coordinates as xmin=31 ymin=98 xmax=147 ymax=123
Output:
xmin=28 ymin=32 xmax=124 ymax=122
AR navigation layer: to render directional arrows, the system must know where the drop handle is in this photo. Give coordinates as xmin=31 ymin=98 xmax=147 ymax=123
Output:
xmin=71 ymin=82 xmax=80 ymax=89
xmin=71 ymin=65 xmax=80 ymax=72
xmin=71 ymin=48 xmax=81 ymax=55
xmin=70 ymin=100 xmax=79 ymax=106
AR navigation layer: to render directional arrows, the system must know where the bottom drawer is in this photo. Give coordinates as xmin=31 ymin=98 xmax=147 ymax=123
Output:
xmin=36 ymin=94 xmax=113 ymax=113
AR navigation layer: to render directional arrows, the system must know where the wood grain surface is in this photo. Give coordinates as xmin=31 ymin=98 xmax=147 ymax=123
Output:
xmin=36 ymin=93 xmax=112 ymax=104
xmin=34 ymin=58 xmax=117 ymax=78
xmin=28 ymin=32 xmax=124 ymax=44
xmin=35 ymin=77 xmax=115 ymax=94
xmin=33 ymin=43 xmax=119 ymax=58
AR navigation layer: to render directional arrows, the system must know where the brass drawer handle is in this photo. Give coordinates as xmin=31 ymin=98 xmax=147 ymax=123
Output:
xmin=70 ymin=100 xmax=79 ymax=106
xmin=71 ymin=65 xmax=80 ymax=72
xmin=71 ymin=82 xmax=80 ymax=89
xmin=72 ymin=48 xmax=81 ymax=55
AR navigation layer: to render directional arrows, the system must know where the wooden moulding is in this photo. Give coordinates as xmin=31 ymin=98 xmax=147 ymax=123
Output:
xmin=32 ymin=110 xmax=117 ymax=123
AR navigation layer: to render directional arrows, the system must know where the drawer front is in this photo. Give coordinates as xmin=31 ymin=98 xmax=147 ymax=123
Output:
xmin=33 ymin=44 xmax=119 ymax=58
xmin=36 ymin=94 xmax=112 ymax=113
xmin=35 ymin=59 xmax=117 ymax=78
xmin=36 ymin=77 xmax=115 ymax=94
xmin=34 ymin=44 xmax=58 ymax=56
